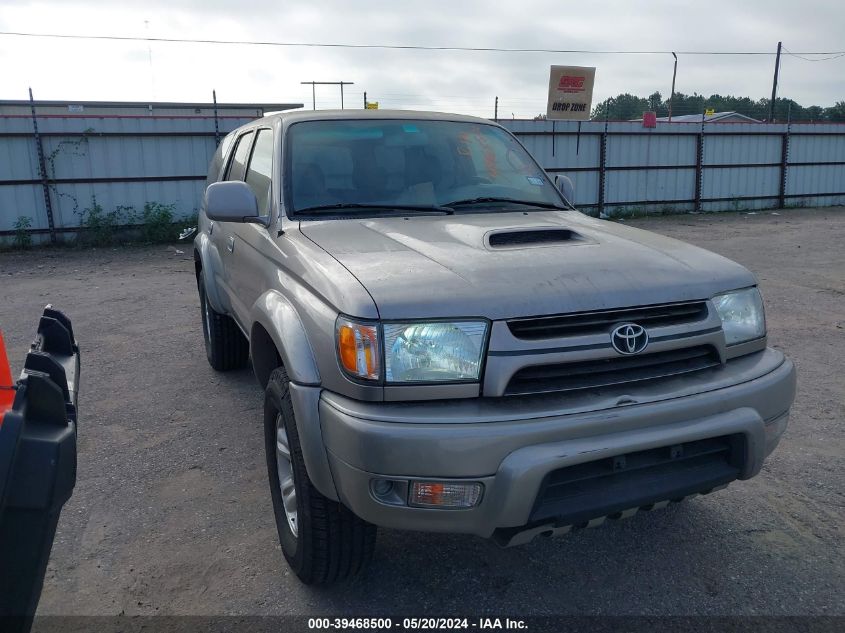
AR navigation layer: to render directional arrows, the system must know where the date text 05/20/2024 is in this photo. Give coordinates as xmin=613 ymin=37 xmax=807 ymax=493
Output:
xmin=307 ymin=618 xmax=528 ymax=630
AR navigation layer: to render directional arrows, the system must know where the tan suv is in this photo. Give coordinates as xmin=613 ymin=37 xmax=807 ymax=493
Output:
xmin=194 ymin=109 xmax=796 ymax=584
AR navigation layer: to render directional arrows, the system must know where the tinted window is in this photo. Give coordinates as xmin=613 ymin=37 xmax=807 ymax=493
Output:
xmin=225 ymin=131 xmax=254 ymax=182
xmin=207 ymin=132 xmax=237 ymax=184
xmin=287 ymin=120 xmax=561 ymax=214
xmin=245 ymin=129 xmax=274 ymax=212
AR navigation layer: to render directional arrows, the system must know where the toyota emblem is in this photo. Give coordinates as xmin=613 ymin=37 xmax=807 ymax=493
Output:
xmin=610 ymin=323 xmax=649 ymax=355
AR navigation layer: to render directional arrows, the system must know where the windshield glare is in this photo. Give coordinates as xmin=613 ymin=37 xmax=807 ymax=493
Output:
xmin=287 ymin=119 xmax=563 ymax=214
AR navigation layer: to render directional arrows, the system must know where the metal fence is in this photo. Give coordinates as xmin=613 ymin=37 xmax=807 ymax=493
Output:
xmin=0 ymin=104 xmax=269 ymax=243
xmin=2 ymin=110 xmax=844 ymax=244
xmin=501 ymin=119 xmax=845 ymax=215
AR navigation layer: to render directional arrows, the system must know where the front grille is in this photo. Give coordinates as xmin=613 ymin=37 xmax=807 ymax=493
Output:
xmin=504 ymin=345 xmax=721 ymax=396
xmin=507 ymin=301 xmax=708 ymax=340
xmin=530 ymin=435 xmax=746 ymax=524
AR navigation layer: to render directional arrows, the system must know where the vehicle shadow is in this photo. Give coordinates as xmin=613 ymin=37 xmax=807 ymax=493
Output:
xmin=295 ymin=494 xmax=804 ymax=615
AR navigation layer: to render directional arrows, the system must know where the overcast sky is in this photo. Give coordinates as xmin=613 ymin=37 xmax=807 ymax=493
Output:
xmin=1 ymin=0 xmax=843 ymax=117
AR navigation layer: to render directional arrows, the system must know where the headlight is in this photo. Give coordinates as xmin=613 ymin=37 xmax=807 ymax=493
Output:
xmin=713 ymin=287 xmax=766 ymax=345
xmin=384 ymin=321 xmax=488 ymax=383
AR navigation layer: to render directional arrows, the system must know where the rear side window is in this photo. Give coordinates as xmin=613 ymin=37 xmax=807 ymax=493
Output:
xmin=207 ymin=132 xmax=237 ymax=184
xmin=225 ymin=131 xmax=255 ymax=182
xmin=244 ymin=129 xmax=274 ymax=213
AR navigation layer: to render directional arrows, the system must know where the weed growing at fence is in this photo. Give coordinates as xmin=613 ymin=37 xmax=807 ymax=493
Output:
xmin=13 ymin=216 xmax=33 ymax=249
xmin=45 ymin=129 xmax=95 ymax=217
xmin=74 ymin=197 xmax=187 ymax=246
xmin=139 ymin=202 xmax=177 ymax=242
xmin=77 ymin=198 xmax=125 ymax=246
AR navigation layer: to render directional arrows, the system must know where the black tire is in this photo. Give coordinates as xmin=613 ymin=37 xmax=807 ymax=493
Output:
xmin=197 ymin=270 xmax=249 ymax=371
xmin=264 ymin=366 xmax=376 ymax=584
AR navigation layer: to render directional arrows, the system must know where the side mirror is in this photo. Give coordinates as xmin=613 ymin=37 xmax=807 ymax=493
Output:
xmin=553 ymin=174 xmax=575 ymax=205
xmin=206 ymin=181 xmax=263 ymax=224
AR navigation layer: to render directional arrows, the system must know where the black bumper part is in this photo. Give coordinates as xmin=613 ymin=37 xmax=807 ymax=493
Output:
xmin=494 ymin=435 xmax=745 ymax=546
xmin=0 ymin=307 xmax=79 ymax=633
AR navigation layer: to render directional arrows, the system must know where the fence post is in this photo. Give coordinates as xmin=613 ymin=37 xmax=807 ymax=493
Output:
xmin=29 ymin=88 xmax=56 ymax=244
xmin=694 ymin=128 xmax=704 ymax=213
xmin=779 ymin=126 xmax=790 ymax=209
xmin=598 ymin=121 xmax=608 ymax=217
xmin=212 ymin=89 xmax=220 ymax=147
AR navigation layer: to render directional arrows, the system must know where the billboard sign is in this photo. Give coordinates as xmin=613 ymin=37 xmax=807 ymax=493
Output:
xmin=547 ymin=66 xmax=596 ymax=121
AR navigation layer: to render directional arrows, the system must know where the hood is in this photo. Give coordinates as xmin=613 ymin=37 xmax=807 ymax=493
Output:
xmin=299 ymin=211 xmax=756 ymax=321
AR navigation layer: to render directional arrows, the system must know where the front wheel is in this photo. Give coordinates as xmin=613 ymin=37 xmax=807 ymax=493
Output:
xmin=264 ymin=367 xmax=376 ymax=584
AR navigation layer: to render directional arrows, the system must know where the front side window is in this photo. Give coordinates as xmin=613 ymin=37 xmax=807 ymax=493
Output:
xmin=287 ymin=120 xmax=562 ymax=215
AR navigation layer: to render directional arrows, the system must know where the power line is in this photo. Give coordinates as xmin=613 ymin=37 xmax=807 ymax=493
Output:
xmin=782 ymin=46 xmax=845 ymax=62
xmin=1 ymin=30 xmax=844 ymax=56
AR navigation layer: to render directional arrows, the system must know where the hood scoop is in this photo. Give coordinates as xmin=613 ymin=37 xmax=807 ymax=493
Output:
xmin=487 ymin=228 xmax=582 ymax=248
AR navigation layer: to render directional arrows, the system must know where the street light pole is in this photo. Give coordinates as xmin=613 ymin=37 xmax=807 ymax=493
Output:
xmin=301 ymin=81 xmax=354 ymax=110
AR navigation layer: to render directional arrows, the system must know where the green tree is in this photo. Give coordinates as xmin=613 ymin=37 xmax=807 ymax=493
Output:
xmin=825 ymin=101 xmax=845 ymax=122
xmin=591 ymin=93 xmax=650 ymax=120
xmin=591 ymin=91 xmax=841 ymax=122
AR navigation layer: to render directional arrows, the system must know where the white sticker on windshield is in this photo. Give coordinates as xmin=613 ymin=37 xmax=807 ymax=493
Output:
xmin=527 ymin=176 xmax=545 ymax=186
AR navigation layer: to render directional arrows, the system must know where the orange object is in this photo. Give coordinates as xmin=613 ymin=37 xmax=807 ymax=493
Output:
xmin=337 ymin=323 xmax=378 ymax=379
xmin=0 ymin=331 xmax=14 ymax=418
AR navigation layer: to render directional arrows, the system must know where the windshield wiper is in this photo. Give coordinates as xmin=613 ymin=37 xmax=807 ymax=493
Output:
xmin=294 ymin=203 xmax=454 ymax=216
xmin=444 ymin=197 xmax=569 ymax=211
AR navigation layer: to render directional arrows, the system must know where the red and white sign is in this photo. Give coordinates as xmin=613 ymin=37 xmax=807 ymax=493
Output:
xmin=557 ymin=75 xmax=586 ymax=93
xmin=547 ymin=66 xmax=596 ymax=121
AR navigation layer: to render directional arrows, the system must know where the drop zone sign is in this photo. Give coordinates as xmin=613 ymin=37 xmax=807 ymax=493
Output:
xmin=547 ymin=65 xmax=596 ymax=121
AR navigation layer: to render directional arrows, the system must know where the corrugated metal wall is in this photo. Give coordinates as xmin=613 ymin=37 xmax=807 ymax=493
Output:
xmin=2 ymin=114 xmax=844 ymax=242
xmin=0 ymin=113 xmax=255 ymax=239
xmin=502 ymin=119 xmax=845 ymax=215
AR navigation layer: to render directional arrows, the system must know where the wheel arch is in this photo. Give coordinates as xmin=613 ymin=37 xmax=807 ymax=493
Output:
xmin=250 ymin=290 xmax=321 ymax=388
xmin=194 ymin=232 xmax=227 ymax=314
xmin=255 ymin=294 xmax=335 ymax=501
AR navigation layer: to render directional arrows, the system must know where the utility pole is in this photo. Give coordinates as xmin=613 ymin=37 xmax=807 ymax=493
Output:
xmin=494 ymin=96 xmax=498 ymax=122
xmin=668 ymin=52 xmax=678 ymax=122
xmin=364 ymin=91 xmax=367 ymax=109
xmin=301 ymin=81 xmax=354 ymax=110
xmin=769 ymin=41 xmax=782 ymax=122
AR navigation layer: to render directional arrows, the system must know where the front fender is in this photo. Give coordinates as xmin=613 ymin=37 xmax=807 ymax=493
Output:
xmin=194 ymin=232 xmax=227 ymax=314
xmin=252 ymin=290 xmax=321 ymax=386
xmin=253 ymin=292 xmax=337 ymax=500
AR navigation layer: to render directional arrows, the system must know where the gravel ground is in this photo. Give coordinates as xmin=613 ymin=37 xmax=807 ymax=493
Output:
xmin=0 ymin=207 xmax=842 ymax=617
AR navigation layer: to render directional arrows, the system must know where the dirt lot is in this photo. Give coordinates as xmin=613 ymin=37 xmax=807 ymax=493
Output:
xmin=1 ymin=207 xmax=843 ymax=616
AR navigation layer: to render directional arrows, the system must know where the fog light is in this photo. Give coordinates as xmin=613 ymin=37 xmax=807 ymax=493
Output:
xmin=372 ymin=479 xmax=394 ymax=496
xmin=408 ymin=481 xmax=483 ymax=508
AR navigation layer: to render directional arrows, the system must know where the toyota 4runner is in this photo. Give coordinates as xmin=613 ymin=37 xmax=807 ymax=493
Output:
xmin=194 ymin=110 xmax=796 ymax=584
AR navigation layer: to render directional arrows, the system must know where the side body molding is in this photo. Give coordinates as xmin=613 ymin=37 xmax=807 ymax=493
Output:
xmin=253 ymin=290 xmax=321 ymax=386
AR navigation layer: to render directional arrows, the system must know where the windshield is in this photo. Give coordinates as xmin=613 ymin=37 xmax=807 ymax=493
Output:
xmin=287 ymin=119 xmax=564 ymax=215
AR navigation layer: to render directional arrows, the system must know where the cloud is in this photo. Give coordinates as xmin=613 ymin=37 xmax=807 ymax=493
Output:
xmin=1 ymin=0 xmax=842 ymax=114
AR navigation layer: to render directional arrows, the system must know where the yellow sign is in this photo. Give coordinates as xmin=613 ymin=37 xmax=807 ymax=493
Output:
xmin=547 ymin=65 xmax=596 ymax=121
xmin=705 ymin=108 xmax=715 ymax=116
xmin=365 ymin=102 xmax=379 ymax=110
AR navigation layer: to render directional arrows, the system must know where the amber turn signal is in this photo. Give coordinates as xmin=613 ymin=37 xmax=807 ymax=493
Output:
xmin=336 ymin=319 xmax=380 ymax=380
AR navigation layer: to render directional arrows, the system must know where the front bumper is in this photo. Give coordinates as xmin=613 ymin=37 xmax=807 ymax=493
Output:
xmin=312 ymin=349 xmax=795 ymax=540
